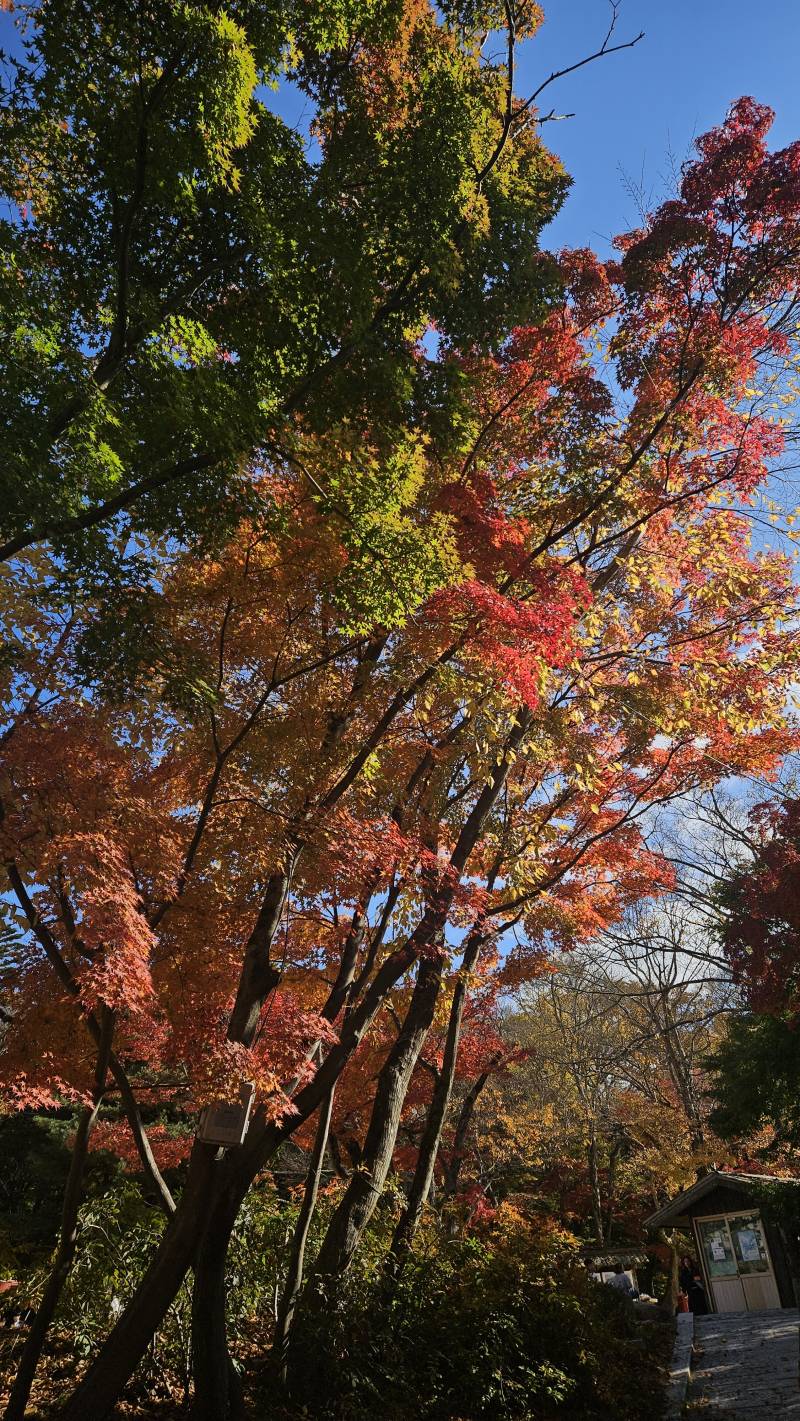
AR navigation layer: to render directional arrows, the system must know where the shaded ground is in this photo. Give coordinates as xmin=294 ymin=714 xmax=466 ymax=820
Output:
xmin=686 ymin=1309 xmax=800 ymax=1418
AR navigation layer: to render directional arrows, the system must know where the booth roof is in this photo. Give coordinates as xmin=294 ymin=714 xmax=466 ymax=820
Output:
xmin=578 ymin=1249 xmax=648 ymax=1269
xmin=644 ymin=1170 xmax=793 ymax=1230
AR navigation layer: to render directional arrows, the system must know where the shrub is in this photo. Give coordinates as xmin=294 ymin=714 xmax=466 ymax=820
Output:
xmin=284 ymin=1205 xmax=668 ymax=1420
xmin=4 ymin=1185 xmax=668 ymax=1418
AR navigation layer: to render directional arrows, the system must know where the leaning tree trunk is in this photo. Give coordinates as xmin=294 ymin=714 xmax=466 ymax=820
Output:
xmin=307 ymin=954 xmax=445 ymax=1289
xmin=385 ymin=927 xmax=488 ymax=1280
xmin=59 ymin=1137 xmax=224 ymax=1421
xmin=272 ymin=1086 xmax=336 ymax=1381
xmin=5 ymin=1010 xmax=114 ymax=1421
xmin=190 ymin=1174 xmax=254 ymax=1421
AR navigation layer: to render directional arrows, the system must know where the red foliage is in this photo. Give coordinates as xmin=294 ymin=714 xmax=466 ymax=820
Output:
xmin=722 ymin=799 xmax=800 ymax=1018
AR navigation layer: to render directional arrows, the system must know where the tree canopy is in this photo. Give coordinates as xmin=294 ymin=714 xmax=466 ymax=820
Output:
xmin=3 ymin=3 xmax=800 ymax=1416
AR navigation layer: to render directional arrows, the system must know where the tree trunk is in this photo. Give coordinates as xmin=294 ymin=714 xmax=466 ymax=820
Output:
xmin=441 ymin=1059 xmax=500 ymax=1200
xmin=111 ymin=1063 xmax=176 ymax=1217
xmin=386 ymin=928 xmax=487 ymax=1277
xmin=273 ymin=1087 xmax=335 ymax=1380
xmin=59 ymin=1139 xmax=221 ymax=1421
xmin=666 ymin=1232 xmax=681 ymax=1311
xmin=191 ymin=909 xmax=363 ymax=1416
xmin=227 ymin=868 xmax=293 ymax=1047
xmin=659 ymin=996 xmax=705 ymax=1153
xmin=308 ymin=954 xmax=444 ymax=1287
xmin=191 ymin=1179 xmax=251 ymax=1421
xmin=5 ymin=1009 xmax=114 ymax=1421
xmin=588 ymin=1126 xmax=605 ymax=1245
xmin=188 ymin=858 xmax=300 ymax=1418
xmin=603 ymin=1137 xmax=626 ymax=1245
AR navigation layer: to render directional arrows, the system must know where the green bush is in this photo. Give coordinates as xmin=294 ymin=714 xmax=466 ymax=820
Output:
xmin=6 ymin=1183 xmax=667 ymax=1418
xmin=284 ymin=1205 xmax=668 ymax=1421
xmin=9 ymin=1176 xmax=305 ymax=1404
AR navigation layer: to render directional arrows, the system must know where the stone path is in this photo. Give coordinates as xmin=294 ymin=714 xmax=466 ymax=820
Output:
xmin=686 ymin=1309 xmax=800 ymax=1417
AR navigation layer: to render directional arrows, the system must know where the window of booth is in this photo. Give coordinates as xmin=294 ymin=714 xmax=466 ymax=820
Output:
xmin=697 ymin=1218 xmax=738 ymax=1279
xmin=727 ymin=1214 xmax=771 ymax=1276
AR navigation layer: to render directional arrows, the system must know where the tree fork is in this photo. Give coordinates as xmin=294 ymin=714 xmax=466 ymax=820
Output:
xmin=191 ymin=911 xmax=363 ymax=1416
xmin=56 ymin=928 xmax=424 ymax=1417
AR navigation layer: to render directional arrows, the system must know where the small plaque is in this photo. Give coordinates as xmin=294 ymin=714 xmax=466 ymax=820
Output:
xmin=197 ymin=1083 xmax=255 ymax=1147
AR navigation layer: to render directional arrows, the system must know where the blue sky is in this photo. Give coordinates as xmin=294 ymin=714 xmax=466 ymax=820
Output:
xmin=512 ymin=0 xmax=800 ymax=252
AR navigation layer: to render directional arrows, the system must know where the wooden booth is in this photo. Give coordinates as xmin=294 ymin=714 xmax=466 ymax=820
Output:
xmin=646 ymin=1170 xmax=799 ymax=1314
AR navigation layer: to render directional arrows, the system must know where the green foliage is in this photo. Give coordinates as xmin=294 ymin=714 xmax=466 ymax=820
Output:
xmin=286 ymin=1208 xmax=667 ymax=1420
xmin=707 ymin=1012 xmax=800 ymax=1151
xmin=4 ymin=1180 xmax=667 ymax=1417
xmin=0 ymin=0 xmax=564 ymax=611
xmin=747 ymin=1178 xmax=800 ymax=1236
xmin=322 ymin=432 xmax=462 ymax=632
xmin=9 ymin=1177 xmax=305 ymax=1399
xmin=0 ymin=1112 xmax=126 ymax=1272
xmin=0 ymin=1116 xmax=72 ymax=1275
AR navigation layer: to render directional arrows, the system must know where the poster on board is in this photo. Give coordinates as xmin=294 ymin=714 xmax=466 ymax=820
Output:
xmin=737 ymin=1228 xmax=762 ymax=1263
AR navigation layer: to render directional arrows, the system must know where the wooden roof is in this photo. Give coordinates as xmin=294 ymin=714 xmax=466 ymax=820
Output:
xmin=645 ymin=1170 xmax=791 ymax=1230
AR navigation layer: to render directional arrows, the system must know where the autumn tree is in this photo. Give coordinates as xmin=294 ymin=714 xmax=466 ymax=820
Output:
xmin=494 ymin=947 xmax=728 ymax=1242
xmin=3 ymin=87 xmax=800 ymax=1420
xmin=0 ymin=0 xmax=568 ymax=638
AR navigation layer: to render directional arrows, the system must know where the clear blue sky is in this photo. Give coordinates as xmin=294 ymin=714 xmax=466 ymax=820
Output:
xmin=515 ymin=0 xmax=800 ymax=253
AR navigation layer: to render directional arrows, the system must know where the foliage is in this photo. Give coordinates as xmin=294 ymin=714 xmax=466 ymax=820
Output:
xmin=707 ymin=1011 xmax=800 ymax=1152
xmin=474 ymin=959 xmax=727 ymax=1242
xmin=287 ymin=1205 xmax=668 ymax=1420
xmin=0 ymin=1115 xmax=73 ymax=1275
xmin=720 ymin=798 xmax=800 ymax=1018
xmin=4 ymin=1177 xmax=308 ymax=1400
xmin=707 ymin=796 xmax=800 ymax=1160
xmin=3 ymin=14 xmax=800 ymax=1412
xmin=1 ymin=1183 xmax=669 ymax=1417
xmin=5 ymin=94 xmax=800 ymax=1133
xmin=0 ymin=0 xmax=564 ymax=618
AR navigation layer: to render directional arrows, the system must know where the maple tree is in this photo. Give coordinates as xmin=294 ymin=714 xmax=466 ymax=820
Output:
xmin=720 ymin=796 xmax=800 ymax=1019
xmin=2 ymin=40 xmax=800 ymax=1421
xmin=0 ymin=0 xmax=566 ymax=637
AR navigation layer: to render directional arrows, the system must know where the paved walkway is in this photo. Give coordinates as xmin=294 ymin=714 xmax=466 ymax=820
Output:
xmin=686 ymin=1310 xmax=800 ymax=1417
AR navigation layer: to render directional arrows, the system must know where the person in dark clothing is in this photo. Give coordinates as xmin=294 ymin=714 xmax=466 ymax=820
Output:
xmin=687 ymin=1267 xmax=708 ymax=1314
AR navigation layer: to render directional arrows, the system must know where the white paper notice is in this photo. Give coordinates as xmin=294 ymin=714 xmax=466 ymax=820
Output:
xmin=710 ymin=1239 xmax=726 ymax=1261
